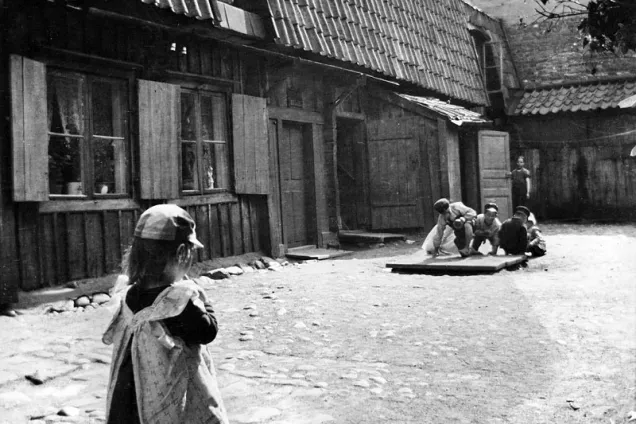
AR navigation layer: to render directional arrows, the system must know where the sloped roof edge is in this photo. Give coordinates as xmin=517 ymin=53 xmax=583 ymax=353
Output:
xmin=140 ymin=0 xmax=267 ymax=38
xmin=397 ymin=93 xmax=491 ymax=126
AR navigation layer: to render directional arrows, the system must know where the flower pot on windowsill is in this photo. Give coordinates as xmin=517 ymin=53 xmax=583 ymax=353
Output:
xmin=66 ymin=182 xmax=83 ymax=195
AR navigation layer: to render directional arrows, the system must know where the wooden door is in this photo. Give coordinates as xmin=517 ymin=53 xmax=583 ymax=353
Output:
xmin=337 ymin=118 xmax=365 ymax=230
xmin=367 ymin=117 xmax=424 ymax=229
xmin=278 ymin=122 xmax=315 ymax=247
xmin=478 ymin=130 xmax=512 ymax=221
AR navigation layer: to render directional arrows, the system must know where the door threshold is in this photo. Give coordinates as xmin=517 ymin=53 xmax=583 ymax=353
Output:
xmin=287 ymin=244 xmax=316 ymax=252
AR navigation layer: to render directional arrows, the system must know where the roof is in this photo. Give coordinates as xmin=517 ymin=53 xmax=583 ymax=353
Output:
xmin=141 ymin=0 xmax=216 ymax=19
xmin=268 ymin=0 xmax=488 ymax=106
xmin=397 ymin=93 xmax=491 ymax=125
xmin=511 ymin=80 xmax=636 ymax=116
xmin=140 ymin=0 xmax=266 ymax=37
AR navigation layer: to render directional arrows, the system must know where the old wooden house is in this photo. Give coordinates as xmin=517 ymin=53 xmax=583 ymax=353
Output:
xmin=468 ymin=0 xmax=636 ymax=221
xmin=1 ymin=0 xmax=508 ymax=293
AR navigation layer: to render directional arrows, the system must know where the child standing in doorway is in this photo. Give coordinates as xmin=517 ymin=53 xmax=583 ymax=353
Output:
xmin=103 ymin=204 xmax=228 ymax=424
xmin=510 ymin=156 xmax=531 ymax=209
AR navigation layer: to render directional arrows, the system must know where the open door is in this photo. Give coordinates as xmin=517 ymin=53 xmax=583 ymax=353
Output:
xmin=478 ymin=130 xmax=512 ymax=221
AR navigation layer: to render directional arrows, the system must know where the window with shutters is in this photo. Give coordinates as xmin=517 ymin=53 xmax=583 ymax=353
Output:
xmin=180 ymin=89 xmax=231 ymax=193
xmin=47 ymin=69 xmax=129 ymax=197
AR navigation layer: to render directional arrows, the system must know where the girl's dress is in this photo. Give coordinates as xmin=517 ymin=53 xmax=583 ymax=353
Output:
xmin=103 ymin=279 xmax=228 ymax=424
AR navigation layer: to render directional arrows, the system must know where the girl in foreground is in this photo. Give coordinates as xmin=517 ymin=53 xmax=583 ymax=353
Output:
xmin=103 ymin=204 xmax=229 ymax=424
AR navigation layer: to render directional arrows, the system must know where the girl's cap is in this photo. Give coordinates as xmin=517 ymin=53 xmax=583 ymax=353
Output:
xmin=134 ymin=204 xmax=204 ymax=248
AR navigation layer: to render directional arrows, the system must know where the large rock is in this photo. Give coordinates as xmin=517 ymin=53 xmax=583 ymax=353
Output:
xmin=202 ymin=269 xmax=231 ymax=280
xmin=74 ymin=296 xmax=91 ymax=308
xmin=239 ymin=264 xmax=255 ymax=273
xmin=225 ymin=266 xmax=244 ymax=276
xmin=249 ymin=260 xmax=266 ymax=270
xmin=91 ymin=292 xmax=111 ymax=305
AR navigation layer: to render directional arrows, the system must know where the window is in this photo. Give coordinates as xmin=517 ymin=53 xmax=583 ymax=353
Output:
xmin=47 ymin=70 xmax=128 ymax=197
xmin=180 ymin=90 xmax=231 ymax=193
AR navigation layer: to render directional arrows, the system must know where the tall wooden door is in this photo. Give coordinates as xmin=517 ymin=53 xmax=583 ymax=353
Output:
xmin=367 ymin=117 xmax=425 ymax=229
xmin=337 ymin=118 xmax=366 ymax=230
xmin=278 ymin=122 xmax=315 ymax=248
xmin=478 ymin=130 xmax=512 ymax=221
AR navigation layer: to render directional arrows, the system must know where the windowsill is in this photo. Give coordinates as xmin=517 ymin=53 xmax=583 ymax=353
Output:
xmin=168 ymin=192 xmax=238 ymax=207
xmin=39 ymin=197 xmax=140 ymax=213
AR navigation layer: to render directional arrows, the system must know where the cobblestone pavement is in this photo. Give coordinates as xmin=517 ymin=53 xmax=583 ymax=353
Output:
xmin=0 ymin=224 xmax=635 ymax=424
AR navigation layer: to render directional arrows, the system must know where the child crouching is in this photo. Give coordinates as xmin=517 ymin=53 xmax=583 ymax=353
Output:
xmin=103 ymin=204 xmax=229 ymax=424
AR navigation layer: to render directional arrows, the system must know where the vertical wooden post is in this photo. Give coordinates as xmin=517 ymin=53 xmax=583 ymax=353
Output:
xmin=266 ymin=118 xmax=284 ymax=257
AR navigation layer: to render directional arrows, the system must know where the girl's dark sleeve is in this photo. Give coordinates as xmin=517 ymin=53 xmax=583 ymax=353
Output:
xmin=163 ymin=299 xmax=218 ymax=345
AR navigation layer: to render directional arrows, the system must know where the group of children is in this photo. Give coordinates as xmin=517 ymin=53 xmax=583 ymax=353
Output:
xmin=424 ymin=198 xmax=546 ymax=258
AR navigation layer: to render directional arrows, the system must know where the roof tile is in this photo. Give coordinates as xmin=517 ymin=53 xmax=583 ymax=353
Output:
xmin=513 ymin=80 xmax=636 ymax=115
xmin=269 ymin=0 xmax=487 ymax=105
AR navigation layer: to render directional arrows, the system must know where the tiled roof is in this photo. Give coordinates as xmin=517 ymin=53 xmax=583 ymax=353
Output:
xmin=511 ymin=81 xmax=636 ymax=116
xmin=268 ymin=0 xmax=488 ymax=106
xmin=141 ymin=0 xmax=216 ymax=19
xmin=398 ymin=94 xmax=490 ymax=125
xmin=140 ymin=0 xmax=266 ymax=37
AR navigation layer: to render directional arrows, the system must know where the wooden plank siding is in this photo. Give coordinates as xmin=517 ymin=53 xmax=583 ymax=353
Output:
xmin=509 ymin=112 xmax=636 ymax=220
xmin=27 ymin=196 xmax=268 ymax=287
xmin=0 ymin=3 xmax=270 ymax=290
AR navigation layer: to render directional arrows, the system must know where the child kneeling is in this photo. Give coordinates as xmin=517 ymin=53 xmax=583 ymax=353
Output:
xmin=103 ymin=204 xmax=229 ymax=424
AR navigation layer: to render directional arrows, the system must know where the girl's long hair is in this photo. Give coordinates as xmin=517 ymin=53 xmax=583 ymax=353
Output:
xmin=121 ymin=237 xmax=195 ymax=285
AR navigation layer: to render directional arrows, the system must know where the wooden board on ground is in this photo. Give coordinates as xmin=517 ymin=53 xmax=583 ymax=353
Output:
xmin=339 ymin=230 xmax=406 ymax=244
xmin=386 ymin=254 xmax=527 ymax=272
xmin=285 ymin=247 xmax=353 ymax=260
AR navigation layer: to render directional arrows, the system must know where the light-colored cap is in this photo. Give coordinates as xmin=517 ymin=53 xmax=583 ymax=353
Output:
xmin=134 ymin=204 xmax=204 ymax=248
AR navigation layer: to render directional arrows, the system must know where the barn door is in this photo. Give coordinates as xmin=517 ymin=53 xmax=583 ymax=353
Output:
xmin=278 ymin=122 xmax=315 ymax=248
xmin=478 ymin=130 xmax=512 ymax=221
xmin=367 ymin=117 xmax=424 ymax=229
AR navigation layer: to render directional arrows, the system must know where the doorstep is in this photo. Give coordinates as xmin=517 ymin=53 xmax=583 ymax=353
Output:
xmin=285 ymin=245 xmax=353 ymax=260
xmin=338 ymin=230 xmax=406 ymax=244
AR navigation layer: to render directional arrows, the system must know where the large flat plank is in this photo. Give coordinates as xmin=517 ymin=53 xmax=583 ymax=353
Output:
xmin=387 ymin=254 xmax=527 ymax=272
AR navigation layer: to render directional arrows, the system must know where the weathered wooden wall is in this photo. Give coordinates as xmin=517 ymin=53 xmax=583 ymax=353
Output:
xmin=508 ymin=112 xmax=636 ymax=220
xmin=2 ymin=0 xmax=270 ymax=290
xmin=364 ymin=91 xmax=448 ymax=231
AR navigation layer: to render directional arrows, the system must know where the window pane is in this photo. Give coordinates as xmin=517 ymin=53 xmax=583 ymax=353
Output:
xmin=93 ymin=138 xmax=126 ymax=194
xmin=181 ymin=92 xmax=196 ymax=141
xmin=212 ymin=94 xmax=227 ymax=140
xmin=48 ymin=73 xmax=85 ymax=135
xmin=202 ymin=142 xmax=215 ymax=190
xmin=201 ymin=95 xmax=213 ymax=141
xmin=214 ymin=143 xmax=230 ymax=189
xmin=92 ymin=81 xmax=116 ymax=136
xmin=48 ymin=135 xmax=83 ymax=195
xmin=182 ymin=142 xmax=199 ymax=191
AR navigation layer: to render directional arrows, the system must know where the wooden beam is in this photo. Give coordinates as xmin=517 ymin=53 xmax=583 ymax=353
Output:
xmin=39 ymin=199 xmax=140 ymax=214
xmin=268 ymin=107 xmax=323 ymax=124
xmin=167 ymin=192 xmax=238 ymax=207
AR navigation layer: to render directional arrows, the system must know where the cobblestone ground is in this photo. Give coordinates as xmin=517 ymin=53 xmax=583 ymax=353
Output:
xmin=0 ymin=223 xmax=635 ymax=424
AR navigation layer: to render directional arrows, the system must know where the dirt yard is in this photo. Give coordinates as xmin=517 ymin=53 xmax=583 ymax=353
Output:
xmin=0 ymin=223 xmax=634 ymax=424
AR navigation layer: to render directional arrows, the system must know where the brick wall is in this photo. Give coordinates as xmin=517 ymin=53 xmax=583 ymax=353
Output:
xmin=467 ymin=0 xmax=636 ymax=87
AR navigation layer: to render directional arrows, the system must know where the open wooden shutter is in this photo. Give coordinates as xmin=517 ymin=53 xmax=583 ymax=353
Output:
xmin=10 ymin=55 xmax=48 ymax=201
xmin=138 ymin=80 xmax=179 ymax=199
xmin=232 ymin=94 xmax=269 ymax=194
